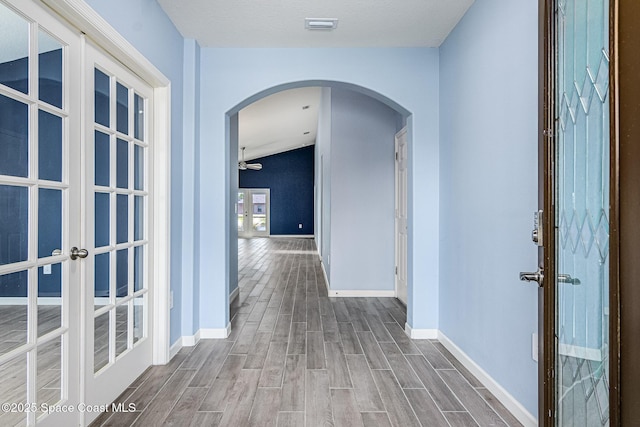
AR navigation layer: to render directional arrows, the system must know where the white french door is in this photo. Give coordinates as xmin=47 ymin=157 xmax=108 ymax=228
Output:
xmin=0 ymin=1 xmax=155 ymax=425
xmin=0 ymin=0 xmax=80 ymax=425
xmin=238 ymin=189 xmax=270 ymax=238
xmin=82 ymin=42 xmax=153 ymax=423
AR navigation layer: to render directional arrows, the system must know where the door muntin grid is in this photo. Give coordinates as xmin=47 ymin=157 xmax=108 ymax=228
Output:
xmin=91 ymin=64 xmax=149 ymax=375
xmin=555 ymin=0 xmax=610 ymax=425
xmin=0 ymin=1 xmax=74 ymax=425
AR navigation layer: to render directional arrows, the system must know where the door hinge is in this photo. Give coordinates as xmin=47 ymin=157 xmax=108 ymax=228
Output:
xmin=395 ymin=266 xmax=398 ymax=275
xmin=395 ymin=151 xmax=398 ymax=161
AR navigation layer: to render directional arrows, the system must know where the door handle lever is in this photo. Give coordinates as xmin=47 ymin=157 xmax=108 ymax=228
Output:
xmin=558 ymin=274 xmax=580 ymax=285
xmin=70 ymin=247 xmax=89 ymax=260
xmin=519 ymin=269 xmax=544 ymax=287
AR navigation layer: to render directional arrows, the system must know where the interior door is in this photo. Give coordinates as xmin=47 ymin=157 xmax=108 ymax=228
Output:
xmin=0 ymin=1 xmax=81 ymax=425
xmin=238 ymin=189 xmax=270 ymax=238
xmin=82 ymin=42 xmax=153 ymax=424
xmin=395 ymin=128 xmax=408 ymax=305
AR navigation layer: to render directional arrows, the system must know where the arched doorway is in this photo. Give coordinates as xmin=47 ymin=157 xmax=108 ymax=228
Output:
xmin=225 ymin=80 xmax=412 ymax=332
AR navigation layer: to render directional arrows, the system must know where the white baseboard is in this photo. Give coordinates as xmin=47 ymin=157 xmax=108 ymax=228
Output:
xmin=199 ymin=323 xmax=231 ymax=339
xmin=437 ymin=331 xmax=537 ymax=427
xmin=320 ymin=261 xmax=395 ymax=298
xmin=172 ymin=323 xmax=231 ymax=356
xmin=320 ymin=261 xmax=330 ymax=294
xmin=229 ymin=287 xmax=240 ymax=304
xmin=404 ymin=323 xmax=438 ymax=339
xmin=169 ymin=338 xmax=183 ymax=360
xmin=328 ymin=289 xmax=396 ymax=298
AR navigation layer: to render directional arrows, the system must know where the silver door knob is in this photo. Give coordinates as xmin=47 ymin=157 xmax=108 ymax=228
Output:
xmin=70 ymin=247 xmax=89 ymax=260
xmin=519 ymin=269 xmax=544 ymax=286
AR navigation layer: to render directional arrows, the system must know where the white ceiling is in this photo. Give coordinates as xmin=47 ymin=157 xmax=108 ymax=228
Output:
xmin=157 ymin=0 xmax=475 ymax=48
xmin=156 ymin=0 xmax=475 ymax=160
xmin=239 ymin=87 xmax=321 ymax=161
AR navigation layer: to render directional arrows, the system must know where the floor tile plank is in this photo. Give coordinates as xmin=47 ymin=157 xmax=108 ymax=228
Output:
xmin=305 ymin=370 xmax=334 ymax=427
xmin=404 ymin=388 xmax=450 ymax=427
xmin=357 ymin=331 xmax=390 ymax=369
xmin=280 ymin=354 xmax=306 ymax=411
xmin=337 ymin=322 xmax=363 ymax=355
xmin=438 ymin=369 xmax=508 ymax=427
xmin=371 ymin=370 xmax=421 ymax=427
xmin=325 ymin=341 xmax=352 ymax=388
xmin=406 ymin=354 xmax=465 ymax=411
xmin=345 ymin=354 xmax=385 ymax=412
xmin=331 ymin=389 xmax=364 ymax=427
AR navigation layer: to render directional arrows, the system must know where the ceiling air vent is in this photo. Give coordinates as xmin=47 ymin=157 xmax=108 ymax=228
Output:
xmin=305 ymin=18 xmax=338 ymax=30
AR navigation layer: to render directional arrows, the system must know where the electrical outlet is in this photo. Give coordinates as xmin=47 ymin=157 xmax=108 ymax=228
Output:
xmin=298 ymin=223 xmax=303 ymax=229
xmin=170 ymin=291 xmax=174 ymax=309
xmin=532 ymin=333 xmax=538 ymax=362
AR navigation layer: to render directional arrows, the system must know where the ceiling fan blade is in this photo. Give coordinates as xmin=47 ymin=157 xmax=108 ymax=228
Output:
xmin=246 ymin=163 xmax=262 ymax=170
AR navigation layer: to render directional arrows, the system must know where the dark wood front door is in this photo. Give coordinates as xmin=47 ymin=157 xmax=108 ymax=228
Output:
xmin=538 ymin=0 xmax=640 ymax=425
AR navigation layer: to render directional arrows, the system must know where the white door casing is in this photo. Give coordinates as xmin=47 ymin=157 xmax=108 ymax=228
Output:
xmin=395 ymin=128 xmax=408 ymax=305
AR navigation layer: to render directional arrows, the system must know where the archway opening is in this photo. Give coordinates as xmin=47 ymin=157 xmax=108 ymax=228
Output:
xmin=225 ymin=80 xmax=413 ymax=332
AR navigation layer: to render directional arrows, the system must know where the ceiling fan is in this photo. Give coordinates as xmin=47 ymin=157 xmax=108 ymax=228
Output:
xmin=239 ymin=147 xmax=262 ymax=171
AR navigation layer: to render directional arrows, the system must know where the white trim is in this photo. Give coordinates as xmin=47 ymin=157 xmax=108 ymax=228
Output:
xmin=558 ymin=343 xmax=603 ymax=362
xmin=181 ymin=330 xmax=201 ymax=347
xmin=321 ymin=260 xmax=330 ymax=294
xmin=269 ymin=235 xmax=315 ymax=239
xmin=152 ymin=84 xmax=172 ymax=365
xmin=437 ymin=331 xmax=537 ymax=427
xmin=174 ymin=324 xmax=231 ymax=349
xmin=328 ymin=289 xmax=396 ymax=298
xmin=200 ymin=324 xmax=231 ymax=339
xmin=229 ymin=287 xmax=240 ymax=304
xmin=404 ymin=323 xmax=438 ymax=339
xmin=41 ymin=0 xmax=169 ymax=87
xmin=169 ymin=338 xmax=183 ymax=360
xmin=41 ymin=0 xmax=172 ymax=366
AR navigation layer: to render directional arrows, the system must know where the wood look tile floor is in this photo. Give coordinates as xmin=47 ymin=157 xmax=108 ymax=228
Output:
xmin=92 ymin=237 xmax=524 ymax=427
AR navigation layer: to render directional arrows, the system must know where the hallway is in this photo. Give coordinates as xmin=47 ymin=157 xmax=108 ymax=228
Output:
xmin=92 ymin=238 xmax=522 ymax=426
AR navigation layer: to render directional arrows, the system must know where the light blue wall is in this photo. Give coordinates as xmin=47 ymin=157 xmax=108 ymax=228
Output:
xmin=182 ymin=39 xmax=201 ymax=337
xmin=439 ymin=0 xmax=539 ymax=418
xmin=330 ymin=89 xmax=400 ymax=291
xmin=198 ymin=48 xmax=440 ymax=331
xmin=85 ymin=0 xmax=186 ymax=345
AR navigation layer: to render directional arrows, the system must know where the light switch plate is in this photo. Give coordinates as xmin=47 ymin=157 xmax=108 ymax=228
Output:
xmin=43 ymin=264 xmax=52 ymax=275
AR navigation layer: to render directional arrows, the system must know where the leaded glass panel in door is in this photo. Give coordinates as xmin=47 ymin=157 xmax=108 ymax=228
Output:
xmin=555 ymin=0 xmax=610 ymax=425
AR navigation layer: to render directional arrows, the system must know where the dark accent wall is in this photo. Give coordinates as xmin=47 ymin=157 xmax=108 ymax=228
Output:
xmin=239 ymin=145 xmax=314 ymax=235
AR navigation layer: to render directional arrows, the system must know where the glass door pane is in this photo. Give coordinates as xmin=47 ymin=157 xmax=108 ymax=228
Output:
xmin=252 ymin=192 xmax=267 ymax=233
xmin=237 ymin=191 xmax=245 ymax=234
xmin=555 ymin=0 xmax=610 ymax=425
